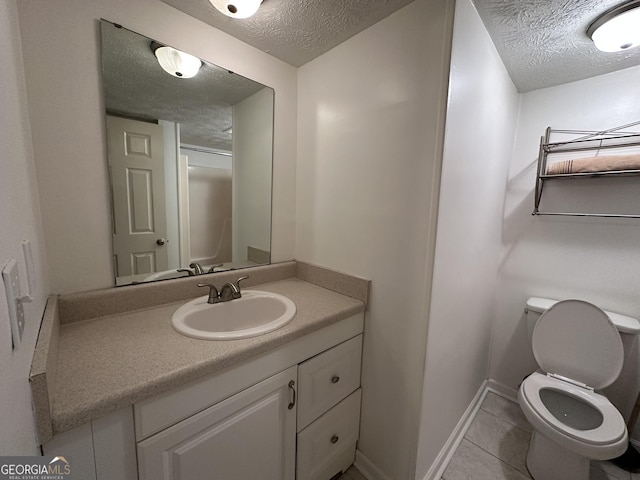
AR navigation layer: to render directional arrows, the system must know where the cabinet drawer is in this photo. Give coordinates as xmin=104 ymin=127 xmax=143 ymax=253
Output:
xmin=298 ymin=335 xmax=362 ymax=430
xmin=296 ymin=389 xmax=361 ymax=480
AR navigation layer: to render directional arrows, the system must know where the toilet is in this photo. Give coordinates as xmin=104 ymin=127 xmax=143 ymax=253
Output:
xmin=518 ymin=298 xmax=632 ymax=480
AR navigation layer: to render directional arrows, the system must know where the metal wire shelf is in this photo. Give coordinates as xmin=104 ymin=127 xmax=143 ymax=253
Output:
xmin=533 ymin=121 xmax=640 ymax=218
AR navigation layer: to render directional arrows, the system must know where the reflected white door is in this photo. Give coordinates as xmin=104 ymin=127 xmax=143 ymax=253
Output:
xmin=107 ymin=115 xmax=168 ymax=277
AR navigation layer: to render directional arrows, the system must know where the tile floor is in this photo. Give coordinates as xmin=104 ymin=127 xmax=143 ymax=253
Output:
xmin=344 ymin=391 xmax=637 ymax=480
xmin=441 ymin=391 xmax=638 ymax=480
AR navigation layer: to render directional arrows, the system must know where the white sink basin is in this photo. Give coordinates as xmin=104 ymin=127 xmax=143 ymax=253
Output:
xmin=172 ymin=290 xmax=296 ymax=340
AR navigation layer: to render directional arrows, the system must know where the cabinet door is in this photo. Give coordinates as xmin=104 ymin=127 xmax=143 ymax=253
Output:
xmin=138 ymin=366 xmax=297 ymax=480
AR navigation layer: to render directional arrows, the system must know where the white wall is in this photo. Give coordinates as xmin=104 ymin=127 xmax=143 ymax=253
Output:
xmin=415 ymin=0 xmax=520 ymax=477
xmin=232 ymin=88 xmax=274 ymax=260
xmin=17 ymin=0 xmax=297 ymax=294
xmin=296 ymin=1 xmax=454 ymax=478
xmin=0 ymin=0 xmax=49 ymax=454
xmin=491 ymin=65 xmax=640 ymax=426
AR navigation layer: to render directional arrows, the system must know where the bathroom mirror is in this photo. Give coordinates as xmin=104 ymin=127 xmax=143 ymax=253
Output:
xmin=100 ymin=20 xmax=274 ymax=286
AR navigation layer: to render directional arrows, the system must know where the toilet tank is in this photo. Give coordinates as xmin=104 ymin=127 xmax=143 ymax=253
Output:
xmin=525 ymin=297 xmax=640 ymax=340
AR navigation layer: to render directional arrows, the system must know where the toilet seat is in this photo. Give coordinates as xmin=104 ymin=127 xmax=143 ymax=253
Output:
xmin=520 ymin=372 xmax=627 ymax=459
xmin=531 ymin=299 xmax=623 ymax=390
xmin=519 ymin=299 xmax=628 ymax=461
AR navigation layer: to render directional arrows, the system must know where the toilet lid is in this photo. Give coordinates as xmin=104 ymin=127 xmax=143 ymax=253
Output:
xmin=532 ymin=299 xmax=624 ymax=390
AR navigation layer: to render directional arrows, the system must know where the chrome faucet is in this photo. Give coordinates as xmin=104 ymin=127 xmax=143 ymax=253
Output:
xmin=176 ymin=262 xmax=205 ymax=277
xmin=219 ymin=276 xmax=249 ymax=302
xmin=199 ymin=276 xmax=249 ymax=304
xmin=198 ymin=283 xmax=221 ymax=304
xmin=177 ymin=262 xmax=210 ymax=276
xmin=190 ymin=262 xmax=205 ymax=275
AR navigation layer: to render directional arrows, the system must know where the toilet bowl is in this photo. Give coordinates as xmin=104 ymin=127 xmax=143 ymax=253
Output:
xmin=518 ymin=299 xmax=629 ymax=480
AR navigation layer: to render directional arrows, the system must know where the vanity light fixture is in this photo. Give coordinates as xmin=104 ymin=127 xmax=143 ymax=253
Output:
xmin=587 ymin=0 xmax=640 ymax=52
xmin=209 ymin=0 xmax=263 ymax=19
xmin=151 ymin=42 xmax=202 ymax=78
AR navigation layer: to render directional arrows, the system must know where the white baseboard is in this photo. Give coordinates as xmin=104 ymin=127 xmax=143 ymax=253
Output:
xmin=353 ymin=450 xmax=392 ymax=480
xmin=486 ymin=378 xmax=518 ymax=402
xmin=420 ymin=380 xmax=488 ymax=480
xmin=355 ymin=379 xmax=518 ymax=480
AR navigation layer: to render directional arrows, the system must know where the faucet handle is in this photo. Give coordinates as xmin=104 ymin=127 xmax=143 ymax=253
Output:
xmin=207 ymin=264 xmax=224 ymax=273
xmin=197 ymin=283 xmax=220 ymax=304
xmin=234 ymin=276 xmax=249 ymax=293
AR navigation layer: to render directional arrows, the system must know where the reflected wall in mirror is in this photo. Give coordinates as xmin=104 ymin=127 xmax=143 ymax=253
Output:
xmin=100 ymin=20 xmax=274 ymax=286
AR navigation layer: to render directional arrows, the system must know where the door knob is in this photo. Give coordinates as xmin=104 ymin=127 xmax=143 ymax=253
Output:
xmin=156 ymin=238 xmax=168 ymax=246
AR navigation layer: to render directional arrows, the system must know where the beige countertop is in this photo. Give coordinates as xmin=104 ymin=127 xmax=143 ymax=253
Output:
xmin=49 ymin=277 xmax=365 ymax=436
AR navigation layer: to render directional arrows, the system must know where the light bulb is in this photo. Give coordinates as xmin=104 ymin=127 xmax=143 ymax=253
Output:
xmin=209 ymin=0 xmax=262 ymax=19
xmin=154 ymin=46 xmax=202 ymax=78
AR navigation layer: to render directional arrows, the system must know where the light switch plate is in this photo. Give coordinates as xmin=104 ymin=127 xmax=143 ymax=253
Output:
xmin=2 ymin=259 xmax=25 ymax=348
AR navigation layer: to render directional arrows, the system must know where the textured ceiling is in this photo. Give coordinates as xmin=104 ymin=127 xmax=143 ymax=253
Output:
xmin=101 ymin=21 xmax=267 ymax=150
xmin=161 ymin=0 xmax=640 ymax=92
xmin=473 ymin=0 xmax=640 ymax=92
xmin=159 ymin=0 xmax=415 ymax=67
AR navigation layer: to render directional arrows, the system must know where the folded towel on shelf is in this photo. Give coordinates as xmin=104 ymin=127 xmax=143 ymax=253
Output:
xmin=546 ymin=153 xmax=640 ymax=175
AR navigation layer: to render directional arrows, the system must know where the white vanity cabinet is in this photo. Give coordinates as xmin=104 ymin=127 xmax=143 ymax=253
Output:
xmin=136 ymin=334 xmax=363 ymax=480
xmin=43 ymin=313 xmax=364 ymax=480
xmin=137 ymin=366 xmax=297 ymax=480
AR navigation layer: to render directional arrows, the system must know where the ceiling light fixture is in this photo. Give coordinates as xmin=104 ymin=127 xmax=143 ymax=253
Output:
xmin=151 ymin=42 xmax=202 ymax=78
xmin=209 ymin=0 xmax=262 ymax=19
xmin=587 ymin=0 xmax=640 ymax=52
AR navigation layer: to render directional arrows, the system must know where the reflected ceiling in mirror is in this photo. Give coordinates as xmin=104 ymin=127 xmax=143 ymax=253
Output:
xmin=100 ymin=20 xmax=274 ymax=286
